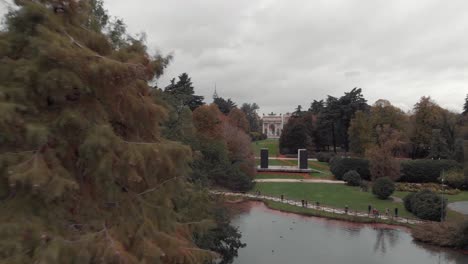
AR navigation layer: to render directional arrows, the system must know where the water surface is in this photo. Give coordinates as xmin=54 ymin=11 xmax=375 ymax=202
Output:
xmin=232 ymin=201 xmax=468 ymax=264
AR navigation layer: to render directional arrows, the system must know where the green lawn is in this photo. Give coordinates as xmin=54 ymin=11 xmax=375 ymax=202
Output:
xmin=255 ymin=173 xmax=305 ymax=179
xmin=263 ymin=201 xmax=413 ymax=226
xmin=255 ymin=182 xmax=414 ymax=217
xmin=252 ymin=139 xmax=280 ymax=156
xmin=255 ymin=159 xmax=291 ymax=166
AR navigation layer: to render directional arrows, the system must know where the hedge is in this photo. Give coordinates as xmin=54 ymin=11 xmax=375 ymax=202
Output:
xmin=399 ymin=159 xmax=461 ymax=183
xmin=404 ymin=190 xmax=447 ymax=221
xmin=315 ymin=152 xmax=335 ymax=163
xmin=330 ymin=157 xmax=371 ymax=180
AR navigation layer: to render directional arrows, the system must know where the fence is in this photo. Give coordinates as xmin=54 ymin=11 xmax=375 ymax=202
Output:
xmin=213 ymin=191 xmax=432 ymax=225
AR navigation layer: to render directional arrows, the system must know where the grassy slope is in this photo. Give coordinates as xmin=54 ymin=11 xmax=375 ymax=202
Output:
xmin=252 ymin=139 xmax=280 ymax=157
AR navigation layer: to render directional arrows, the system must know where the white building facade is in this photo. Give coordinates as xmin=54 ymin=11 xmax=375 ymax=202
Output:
xmin=261 ymin=113 xmax=291 ymax=138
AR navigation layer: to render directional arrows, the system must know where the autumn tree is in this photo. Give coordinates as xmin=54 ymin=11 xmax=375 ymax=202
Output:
xmin=192 ymin=105 xmax=254 ymax=191
xmin=349 ymin=100 xmax=408 ymax=156
xmin=0 ymin=2 xmax=232 ymax=263
xmin=348 ymin=111 xmax=373 ymax=155
xmin=410 ymin=96 xmax=444 ymax=158
xmin=227 ymin=108 xmax=249 ymax=133
xmin=366 ymin=126 xmax=402 ymax=181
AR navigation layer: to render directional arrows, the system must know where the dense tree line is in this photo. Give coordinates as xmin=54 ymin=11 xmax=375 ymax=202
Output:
xmin=280 ymin=89 xmax=467 ymax=163
xmin=281 ymin=88 xmax=369 ymax=154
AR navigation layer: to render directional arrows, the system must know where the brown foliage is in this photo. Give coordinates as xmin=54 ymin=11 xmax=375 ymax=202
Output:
xmin=227 ymin=108 xmax=249 ymax=132
xmin=412 ymin=221 xmax=468 ymax=248
xmin=365 ymin=125 xmax=402 ymax=181
xmin=192 ymin=104 xmax=224 ymax=140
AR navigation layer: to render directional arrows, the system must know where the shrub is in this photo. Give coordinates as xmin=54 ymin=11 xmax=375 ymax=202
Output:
xmin=360 ymin=180 xmax=369 ymax=192
xmin=316 ymin=152 xmax=335 ymax=163
xmin=443 ymin=169 xmax=468 ymax=190
xmin=372 ymin=177 xmax=395 ymax=199
xmin=412 ymin=221 xmax=468 ymax=248
xmin=403 ymin=192 xmax=416 ymax=212
xmin=343 ymin=170 xmax=361 ymax=186
xmin=329 ymin=157 xmax=371 ymax=180
xmin=400 ymin=159 xmax=461 ymax=183
xmin=396 ymin=182 xmax=461 ymax=195
xmin=250 ymin=132 xmax=267 ymax=141
xmin=404 ymin=190 xmax=447 ymax=221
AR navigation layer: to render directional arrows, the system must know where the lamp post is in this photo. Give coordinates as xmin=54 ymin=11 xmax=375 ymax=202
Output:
xmin=440 ymin=170 xmax=445 ymax=223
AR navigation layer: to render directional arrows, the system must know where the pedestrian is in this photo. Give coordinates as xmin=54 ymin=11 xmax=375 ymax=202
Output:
xmin=394 ymin=207 xmax=399 ymax=218
xmin=281 ymin=194 xmax=284 ymax=202
xmin=368 ymin=205 xmax=372 ymax=215
xmin=301 ymin=200 xmax=304 ymax=207
xmin=385 ymin=208 xmax=390 ymax=216
xmin=345 ymin=205 xmax=348 ymax=214
xmin=316 ymin=201 xmax=320 ymax=208
xmin=305 ymin=200 xmax=308 ymax=207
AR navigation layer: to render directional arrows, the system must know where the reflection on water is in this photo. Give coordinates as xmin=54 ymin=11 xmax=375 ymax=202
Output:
xmin=231 ymin=201 xmax=468 ymax=264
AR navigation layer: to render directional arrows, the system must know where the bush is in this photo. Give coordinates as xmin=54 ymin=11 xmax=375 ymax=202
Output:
xmin=404 ymin=190 xmax=447 ymax=221
xmin=443 ymin=169 xmax=468 ymax=190
xmin=360 ymin=180 xmax=369 ymax=192
xmin=343 ymin=170 xmax=361 ymax=186
xmin=250 ymin=132 xmax=267 ymax=141
xmin=396 ymin=182 xmax=461 ymax=195
xmin=330 ymin=157 xmax=371 ymax=180
xmin=400 ymin=159 xmax=461 ymax=183
xmin=372 ymin=177 xmax=395 ymax=199
xmin=403 ymin=192 xmax=416 ymax=212
xmin=412 ymin=221 xmax=468 ymax=248
xmin=316 ymin=152 xmax=335 ymax=163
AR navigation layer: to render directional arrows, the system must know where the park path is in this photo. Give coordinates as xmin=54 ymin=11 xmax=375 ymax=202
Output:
xmin=254 ymin=179 xmax=345 ymax=184
xmin=212 ymin=191 xmax=424 ymax=225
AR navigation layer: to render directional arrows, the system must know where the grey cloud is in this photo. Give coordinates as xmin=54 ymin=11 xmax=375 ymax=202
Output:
xmin=21 ymin=0 xmax=466 ymax=115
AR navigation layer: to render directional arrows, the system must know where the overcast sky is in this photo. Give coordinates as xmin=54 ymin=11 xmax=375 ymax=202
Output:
xmin=2 ymin=0 xmax=467 ymax=114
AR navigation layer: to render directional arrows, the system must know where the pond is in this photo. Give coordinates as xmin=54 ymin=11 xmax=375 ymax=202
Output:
xmin=231 ymin=201 xmax=468 ymax=264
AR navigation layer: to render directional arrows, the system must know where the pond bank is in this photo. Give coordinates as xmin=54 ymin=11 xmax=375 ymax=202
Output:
xmin=230 ymin=201 xmax=468 ymax=264
xmin=215 ymin=191 xmax=424 ymax=226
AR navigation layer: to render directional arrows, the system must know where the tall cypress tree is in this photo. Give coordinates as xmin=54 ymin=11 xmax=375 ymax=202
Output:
xmin=0 ymin=1 xmax=218 ymax=263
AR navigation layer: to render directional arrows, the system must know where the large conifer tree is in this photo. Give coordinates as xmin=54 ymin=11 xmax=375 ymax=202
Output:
xmin=0 ymin=1 xmax=219 ymax=263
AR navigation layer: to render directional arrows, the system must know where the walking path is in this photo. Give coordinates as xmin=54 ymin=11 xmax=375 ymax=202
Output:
xmin=212 ymin=191 xmax=424 ymax=225
xmin=254 ymin=179 xmax=345 ymax=184
xmin=448 ymin=201 xmax=468 ymax=215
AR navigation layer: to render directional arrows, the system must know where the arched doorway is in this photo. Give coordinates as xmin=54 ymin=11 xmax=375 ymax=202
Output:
xmin=269 ymin=124 xmax=275 ymax=136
